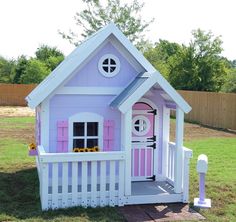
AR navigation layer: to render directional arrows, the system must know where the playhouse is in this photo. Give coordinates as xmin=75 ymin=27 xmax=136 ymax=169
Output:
xmin=26 ymin=23 xmax=192 ymax=210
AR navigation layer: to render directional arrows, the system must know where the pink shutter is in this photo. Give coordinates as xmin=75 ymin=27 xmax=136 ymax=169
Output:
xmin=103 ymin=120 xmax=115 ymax=151
xmin=57 ymin=120 xmax=68 ymax=153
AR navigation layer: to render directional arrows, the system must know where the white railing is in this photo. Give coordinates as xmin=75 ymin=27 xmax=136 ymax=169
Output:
xmin=166 ymin=142 xmax=192 ymax=202
xmin=183 ymin=146 xmax=193 ymax=202
xmin=37 ymin=146 xmax=126 ymax=210
xmin=166 ymin=142 xmax=175 ymax=185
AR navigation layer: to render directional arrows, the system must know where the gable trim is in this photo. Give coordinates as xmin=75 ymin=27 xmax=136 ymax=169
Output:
xmin=112 ymin=71 xmax=192 ymax=114
xmin=26 ymin=23 xmax=156 ymax=109
xmin=55 ymin=87 xmax=123 ymax=95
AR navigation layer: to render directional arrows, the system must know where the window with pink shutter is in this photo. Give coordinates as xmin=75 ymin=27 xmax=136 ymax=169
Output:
xmin=57 ymin=120 xmax=68 ymax=153
xmin=103 ymin=120 xmax=115 ymax=151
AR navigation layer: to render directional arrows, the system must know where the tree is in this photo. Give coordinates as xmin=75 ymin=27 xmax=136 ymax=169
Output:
xmin=222 ymin=64 xmax=236 ymax=93
xmin=59 ymin=0 xmax=153 ymax=50
xmin=144 ymin=40 xmax=182 ymax=79
xmin=20 ymin=59 xmax=50 ymax=84
xmin=13 ymin=55 xmax=28 ymax=84
xmin=0 ymin=56 xmax=16 ymax=83
xmin=35 ymin=45 xmax=64 ymax=70
xmin=168 ymin=29 xmax=228 ymax=92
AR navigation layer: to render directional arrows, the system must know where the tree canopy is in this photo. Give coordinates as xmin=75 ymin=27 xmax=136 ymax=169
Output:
xmin=145 ymin=29 xmax=232 ymax=92
xmin=0 ymin=45 xmax=64 ymax=84
xmin=59 ymin=0 xmax=153 ymax=50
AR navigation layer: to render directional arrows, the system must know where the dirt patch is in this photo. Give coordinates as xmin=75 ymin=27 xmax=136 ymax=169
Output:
xmin=170 ymin=121 xmax=236 ymax=141
xmin=0 ymin=107 xmax=235 ymax=142
xmin=0 ymin=106 xmax=35 ymax=117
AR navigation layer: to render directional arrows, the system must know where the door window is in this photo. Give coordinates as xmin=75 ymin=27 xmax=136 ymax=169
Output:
xmin=132 ymin=115 xmax=151 ymax=136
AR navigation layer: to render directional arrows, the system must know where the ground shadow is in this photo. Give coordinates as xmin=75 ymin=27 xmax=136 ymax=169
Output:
xmin=0 ymin=168 xmax=122 ymax=221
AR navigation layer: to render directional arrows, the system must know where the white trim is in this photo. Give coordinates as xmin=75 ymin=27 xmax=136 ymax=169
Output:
xmin=162 ymin=106 xmax=170 ymax=178
xmin=109 ymin=37 xmax=145 ymax=73
xmin=122 ymin=110 xmax=132 ymax=196
xmin=118 ymin=73 xmax=191 ymax=114
xmin=132 ymin=115 xmax=151 ymax=136
xmin=125 ymin=193 xmax=183 ymax=205
xmin=98 ymin=54 xmax=120 ymax=77
xmin=26 ymin=23 xmax=156 ymax=108
xmin=119 ymin=75 xmax=156 ymax=113
xmin=138 ymin=98 xmax=159 ymax=179
xmin=40 ymin=99 xmax=49 ymax=152
xmin=68 ymin=112 xmax=104 ymax=152
xmin=174 ymin=107 xmax=184 ymax=193
xmin=55 ymin=87 xmax=123 ymax=95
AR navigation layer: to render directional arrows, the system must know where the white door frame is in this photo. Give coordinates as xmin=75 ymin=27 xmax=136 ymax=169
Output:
xmin=132 ymin=98 xmax=159 ymax=181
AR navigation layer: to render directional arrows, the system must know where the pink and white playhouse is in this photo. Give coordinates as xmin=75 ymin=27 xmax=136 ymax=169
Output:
xmin=26 ymin=23 xmax=193 ymax=210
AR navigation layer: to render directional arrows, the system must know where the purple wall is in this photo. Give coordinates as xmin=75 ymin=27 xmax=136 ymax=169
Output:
xmin=65 ymin=42 xmax=138 ymax=87
xmin=49 ymin=95 xmax=121 ymax=153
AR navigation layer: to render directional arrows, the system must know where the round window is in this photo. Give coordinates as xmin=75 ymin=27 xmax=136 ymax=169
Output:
xmin=98 ymin=54 xmax=120 ymax=77
xmin=132 ymin=115 xmax=151 ymax=136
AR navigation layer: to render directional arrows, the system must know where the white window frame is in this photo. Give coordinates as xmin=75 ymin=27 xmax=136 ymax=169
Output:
xmin=68 ymin=112 xmax=104 ymax=152
xmin=98 ymin=54 xmax=120 ymax=77
xmin=132 ymin=115 xmax=151 ymax=136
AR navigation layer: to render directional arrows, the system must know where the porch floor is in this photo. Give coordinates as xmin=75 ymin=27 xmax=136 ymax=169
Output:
xmin=131 ymin=181 xmax=175 ymax=196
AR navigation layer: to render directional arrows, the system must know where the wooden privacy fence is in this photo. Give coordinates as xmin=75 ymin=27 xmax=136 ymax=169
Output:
xmin=0 ymin=84 xmax=235 ymax=130
xmin=178 ymin=90 xmax=236 ymax=130
xmin=0 ymin=83 xmax=36 ymax=106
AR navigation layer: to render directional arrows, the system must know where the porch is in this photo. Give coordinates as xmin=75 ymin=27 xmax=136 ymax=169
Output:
xmin=36 ymin=143 xmax=192 ymax=210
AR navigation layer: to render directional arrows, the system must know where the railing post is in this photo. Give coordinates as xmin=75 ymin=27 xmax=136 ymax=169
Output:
xmin=121 ymin=109 xmax=132 ymax=196
xmin=183 ymin=149 xmax=192 ymax=202
xmin=162 ymin=106 xmax=170 ymax=178
xmin=40 ymin=162 xmax=49 ymax=210
xmin=174 ymin=107 xmax=184 ymax=193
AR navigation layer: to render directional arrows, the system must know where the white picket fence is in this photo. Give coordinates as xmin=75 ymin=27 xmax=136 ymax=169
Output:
xmin=36 ymin=146 xmax=126 ymax=210
xmin=166 ymin=142 xmax=192 ymax=202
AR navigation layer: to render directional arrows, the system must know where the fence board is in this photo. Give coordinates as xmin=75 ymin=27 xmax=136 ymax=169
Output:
xmin=0 ymin=84 xmax=235 ymax=130
xmin=0 ymin=83 xmax=36 ymax=106
xmin=177 ymin=90 xmax=236 ymax=130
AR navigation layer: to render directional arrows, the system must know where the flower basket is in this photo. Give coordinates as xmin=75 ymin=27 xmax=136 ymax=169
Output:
xmin=28 ymin=143 xmax=38 ymax=156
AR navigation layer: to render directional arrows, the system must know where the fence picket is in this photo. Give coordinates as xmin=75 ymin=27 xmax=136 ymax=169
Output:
xmin=81 ymin=161 xmax=88 ymax=207
xmin=62 ymin=162 xmax=68 ymax=208
xmin=109 ymin=161 xmax=116 ymax=206
xmin=91 ymin=161 xmax=97 ymax=207
xmin=72 ymin=162 xmax=78 ymax=206
xmin=100 ymin=161 xmax=106 ymax=206
xmin=52 ymin=163 xmax=58 ymax=209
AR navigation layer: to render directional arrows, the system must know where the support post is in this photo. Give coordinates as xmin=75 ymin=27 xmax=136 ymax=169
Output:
xmin=174 ymin=107 xmax=184 ymax=193
xmin=121 ymin=109 xmax=132 ymax=196
xmin=162 ymin=106 xmax=170 ymax=178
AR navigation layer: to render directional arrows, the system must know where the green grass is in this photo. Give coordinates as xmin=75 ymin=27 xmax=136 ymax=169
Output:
xmin=185 ymin=138 xmax=236 ymax=222
xmin=0 ymin=116 xmax=236 ymax=221
xmin=0 ymin=116 xmax=34 ymax=129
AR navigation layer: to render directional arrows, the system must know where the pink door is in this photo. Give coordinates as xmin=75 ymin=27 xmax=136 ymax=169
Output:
xmin=131 ymin=102 xmax=156 ymax=181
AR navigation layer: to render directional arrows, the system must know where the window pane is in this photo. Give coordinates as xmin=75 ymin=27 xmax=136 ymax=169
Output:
xmin=103 ymin=66 xmax=109 ymax=72
xmin=103 ymin=58 xmax=109 ymax=65
xmin=87 ymin=122 xmax=98 ymax=136
xmin=87 ymin=139 xmax=98 ymax=148
xmin=110 ymin=58 xmax=116 ymax=65
xmin=110 ymin=66 xmax=116 ymax=73
xmin=73 ymin=139 xmax=84 ymax=148
xmin=73 ymin=122 xmax=84 ymax=136
xmin=135 ymin=120 xmax=140 ymax=125
xmin=135 ymin=126 xmax=140 ymax=131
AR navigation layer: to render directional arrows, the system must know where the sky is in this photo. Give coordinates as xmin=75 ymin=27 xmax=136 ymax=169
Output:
xmin=0 ymin=0 xmax=235 ymax=60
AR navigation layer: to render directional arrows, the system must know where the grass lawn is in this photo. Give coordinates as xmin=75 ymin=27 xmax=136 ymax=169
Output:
xmin=0 ymin=116 xmax=236 ymax=221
